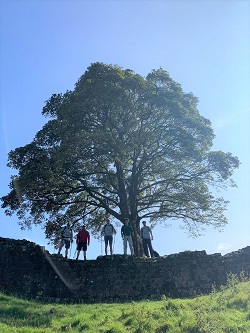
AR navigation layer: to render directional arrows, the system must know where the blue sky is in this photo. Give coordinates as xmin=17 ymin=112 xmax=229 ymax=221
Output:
xmin=0 ymin=0 xmax=249 ymax=259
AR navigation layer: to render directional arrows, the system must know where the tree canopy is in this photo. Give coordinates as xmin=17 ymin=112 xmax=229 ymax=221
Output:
xmin=1 ymin=62 xmax=240 ymax=255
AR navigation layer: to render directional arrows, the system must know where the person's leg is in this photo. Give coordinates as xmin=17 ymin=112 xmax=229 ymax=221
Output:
xmin=148 ymin=240 xmax=154 ymax=257
xmin=104 ymin=236 xmax=108 ymax=255
xmin=107 ymin=236 xmax=113 ymax=255
xmin=83 ymin=242 xmax=87 ymax=260
xmin=142 ymin=239 xmax=149 ymax=257
xmin=110 ymin=241 xmax=113 ymax=255
xmin=58 ymin=241 xmax=64 ymax=254
xmin=76 ymin=250 xmax=80 ymax=259
xmin=65 ymin=240 xmax=70 ymax=258
xmin=76 ymin=242 xmax=82 ymax=259
xmin=110 ymin=236 xmax=114 ymax=255
xmin=128 ymin=236 xmax=134 ymax=255
xmin=123 ymin=236 xmax=127 ymax=255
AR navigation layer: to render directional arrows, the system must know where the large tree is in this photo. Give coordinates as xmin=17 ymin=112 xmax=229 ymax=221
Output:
xmin=1 ymin=62 xmax=239 ymax=255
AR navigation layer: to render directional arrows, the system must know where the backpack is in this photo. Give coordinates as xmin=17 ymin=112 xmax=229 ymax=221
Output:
xmin=153 ymin=250 xmax=160 ymax=257
xmin=61 ymin=226 xmax=72 ymax=238
xmin=61 ymin=226 xmax=66 ymax=238
xmin=103 ymin=224 xmax=114 ymax=235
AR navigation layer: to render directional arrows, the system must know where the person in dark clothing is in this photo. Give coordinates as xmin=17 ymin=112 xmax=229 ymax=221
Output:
xmin=140 ymin=221 xmax=154 ymax=257
xmin=121 ymin=218 xmax=134 ymax=255
xmin=76 ymin=225 xmax=90 ymax=260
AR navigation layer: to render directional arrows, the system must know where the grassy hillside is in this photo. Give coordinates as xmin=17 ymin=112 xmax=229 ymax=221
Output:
xmin=1 ymin=273 xmax=250 ymax=333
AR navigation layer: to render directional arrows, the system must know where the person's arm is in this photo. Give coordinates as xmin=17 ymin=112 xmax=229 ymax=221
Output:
xmin=87 ymin=232 xmax=90 ymax=245
xmin=149 ymin=227 xmax=153 ymax=240
xmin=121 ymin=226 xmax=124 ymax=238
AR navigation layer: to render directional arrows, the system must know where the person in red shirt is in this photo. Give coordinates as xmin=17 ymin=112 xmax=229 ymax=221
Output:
xmin=76 ymin=225 xmax=90 ymax=260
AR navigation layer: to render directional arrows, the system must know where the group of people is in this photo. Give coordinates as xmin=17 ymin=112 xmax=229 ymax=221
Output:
xmin=57 ymin=218 xmax=155 ymax=260
xmin=57 ymin=223 xmax=90 ymax=260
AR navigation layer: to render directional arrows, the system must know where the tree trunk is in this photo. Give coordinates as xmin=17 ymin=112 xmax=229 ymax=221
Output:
xmin=115 ymin=160 xmax=143 ymax=256
xmin=131 ymin=217 xmax=143 ymax=256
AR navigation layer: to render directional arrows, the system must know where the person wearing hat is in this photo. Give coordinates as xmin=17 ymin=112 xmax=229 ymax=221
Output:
xmin=76 ymin=225 xmax=90 ymax=260
xmin=140 ymin=221 xmax=154 ymax=257
xmin=57 ymin=222 xmax=73 ymax=259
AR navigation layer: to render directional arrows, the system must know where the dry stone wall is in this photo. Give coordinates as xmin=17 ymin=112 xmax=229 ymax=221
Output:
xmin=0 ymin=237 xmax=250 ymax=303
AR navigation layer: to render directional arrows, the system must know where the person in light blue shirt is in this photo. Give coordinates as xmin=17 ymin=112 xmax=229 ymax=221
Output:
xmin=140 ymin=221 xmax=154 ymax=257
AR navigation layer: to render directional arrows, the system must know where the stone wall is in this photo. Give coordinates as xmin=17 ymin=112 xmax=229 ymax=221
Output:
xmin=0 ymin=237 xmax=250 ymax=303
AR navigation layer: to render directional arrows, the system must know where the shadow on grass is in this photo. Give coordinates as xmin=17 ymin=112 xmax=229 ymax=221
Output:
xmin=0 ymin=295 xmax=52 ymax=328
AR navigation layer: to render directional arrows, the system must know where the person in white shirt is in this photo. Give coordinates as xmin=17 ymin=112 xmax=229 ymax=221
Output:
xmin=57 ymin=222 xmax=73 ymax=259
xmin=101 ymin=218 xmax=116 ymax=255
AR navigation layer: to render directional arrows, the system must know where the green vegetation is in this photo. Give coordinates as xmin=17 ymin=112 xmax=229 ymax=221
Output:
xmin=2 ymin=63 xmax=239 ymax=255
xmin=1 ymin=274 xmax=250 ymax=332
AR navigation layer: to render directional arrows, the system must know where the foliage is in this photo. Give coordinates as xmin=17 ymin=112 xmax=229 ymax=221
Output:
xmin=1 ymin=62 xmax=239 ymax=254
xmin=0 ymin=275 xmax=250 ymax=332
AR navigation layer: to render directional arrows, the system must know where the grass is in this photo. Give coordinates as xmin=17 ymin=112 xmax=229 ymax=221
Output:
xmin=1 ymin=273 xmax=250 ymax=332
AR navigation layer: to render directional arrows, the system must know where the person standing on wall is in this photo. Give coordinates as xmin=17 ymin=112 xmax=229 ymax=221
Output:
xmin=76 ymin=225 xmax=90 ymax=260
xmin=121 ymin=218 xmax=134 ymax=255
xmin=57 ymin=222 xmax=73 ymax=259
xmin=140 ymin=220 xmax=154 ymax=258
xmin=101 ymin=218 xmax=116 ymax=255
